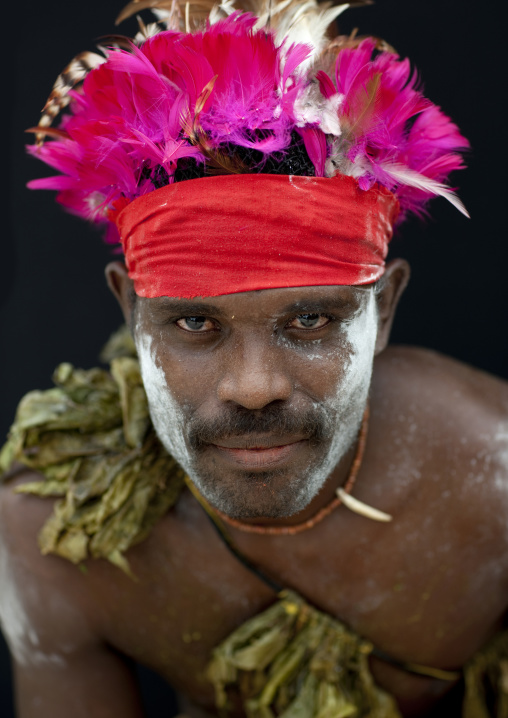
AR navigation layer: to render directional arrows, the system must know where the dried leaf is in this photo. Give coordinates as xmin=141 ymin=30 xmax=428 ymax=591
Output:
xmin=111 ymin=357 xmax=150 ymax=447
xmin=278 ymin=674 xmax=318 ymax=718
xmin=100 ymin=325 xmax=137 ymax=363
xmin=233 ymin=623 xmax=295 ymax=671
xmin=463 ymin=631 xmax=508 ymax=718
xmin=1 ymin=332 xmax=185 ymax=573
xmin=207 ymin=591 xmax=401 ymax=718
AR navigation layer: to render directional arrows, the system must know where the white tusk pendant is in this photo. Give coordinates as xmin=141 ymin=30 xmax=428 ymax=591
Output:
xmin=336 ymin=488 xmax=393 ymax=523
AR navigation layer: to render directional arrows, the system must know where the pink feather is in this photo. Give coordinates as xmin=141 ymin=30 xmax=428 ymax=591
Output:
xmin=27 ymin=12 xmax=469 ymax=229
xmin=298 ymin=127 xmax=327 ymax=177
xmin=320 ymin=39 xmax=469 ymax=217
xmin=28 ymin=16 xmax=312 ymax=224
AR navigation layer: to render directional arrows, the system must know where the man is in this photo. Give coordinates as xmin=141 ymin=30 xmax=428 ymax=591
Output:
xmin=1 ymin=1 xmax=507 ymax=716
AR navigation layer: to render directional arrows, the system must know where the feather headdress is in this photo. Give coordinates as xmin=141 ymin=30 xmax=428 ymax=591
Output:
xmin=28 ymin=0 xmax=469 ymax=242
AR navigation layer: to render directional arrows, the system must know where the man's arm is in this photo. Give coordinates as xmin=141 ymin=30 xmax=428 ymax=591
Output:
xmin=12 ymin=643 xmax=145 ymax=718
xmin=0 ymin=469 xmax=146 ymax=718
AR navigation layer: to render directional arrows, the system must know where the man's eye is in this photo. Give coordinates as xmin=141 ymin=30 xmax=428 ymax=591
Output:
xmin=176 ymin=316 xmax=214 ymax=332
xmin=289 ymin=314 xmax=330 ymax=330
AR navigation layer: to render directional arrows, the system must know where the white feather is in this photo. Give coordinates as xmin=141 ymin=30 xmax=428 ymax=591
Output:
xmin=152 ymin=8 xmax=171 ymax=20
xmin=276 ymin=4 xmax=350 ymax=59
xmin=294 ymin=84 xmax=343 ymax=135
xmin=249 ymin=0 xmax=352 ymax=64
xmin=134 ymin=19 xmax=165 ymax=41
xmin=379 ymin=163 xmax=470 ymax=218
xmin=211 ymin=0 xmax=237 ymax=22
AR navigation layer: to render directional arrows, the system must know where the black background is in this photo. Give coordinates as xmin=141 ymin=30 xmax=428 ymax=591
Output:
xmin=1 ymin=0 xmax=505 ymax=715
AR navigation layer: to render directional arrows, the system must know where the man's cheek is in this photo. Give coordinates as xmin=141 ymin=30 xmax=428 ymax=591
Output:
xmin=135 ymin=332 xmax=194 ymax=469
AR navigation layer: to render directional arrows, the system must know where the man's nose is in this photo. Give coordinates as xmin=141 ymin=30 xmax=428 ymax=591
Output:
xmin=216 ymin=338 xmax=293 ymax=410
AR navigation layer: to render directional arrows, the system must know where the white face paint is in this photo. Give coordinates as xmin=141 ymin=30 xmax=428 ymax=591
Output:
xmin=287 ymin=288 xmax=378 ymax=511
xmin=135 ymin=289 xmax=379 ymax=518
xmin=136 ymin=332 xmax=195 ymax=477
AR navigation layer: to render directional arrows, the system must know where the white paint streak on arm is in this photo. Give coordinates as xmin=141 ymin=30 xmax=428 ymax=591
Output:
xmin=0 ymin=532 xmax=66 ymax=669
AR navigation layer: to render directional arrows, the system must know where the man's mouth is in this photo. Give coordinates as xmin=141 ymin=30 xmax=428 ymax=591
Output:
xmin=210 ymin=435 xmax=307 ymax=469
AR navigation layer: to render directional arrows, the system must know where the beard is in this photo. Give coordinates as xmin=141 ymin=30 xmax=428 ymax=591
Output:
xmin=152 ymin=387 xmax=366 ymax=520
xmin=136 ymin=329 xmax=372 ymax=520
xmin=184 ymin=401 xmax=341 ymax=519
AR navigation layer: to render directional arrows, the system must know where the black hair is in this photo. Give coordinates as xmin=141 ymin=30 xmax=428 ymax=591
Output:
xmin=140 ymin=131 xmax=316 ymax=190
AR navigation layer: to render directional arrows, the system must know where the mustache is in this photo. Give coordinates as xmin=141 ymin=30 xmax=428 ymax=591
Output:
xmin=187 ymin=402 xmax=334 ymax=450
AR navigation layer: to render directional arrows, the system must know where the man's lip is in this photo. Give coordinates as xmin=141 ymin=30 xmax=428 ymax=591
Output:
xmin=209 ymin=439 xmax=307 ymax=469
xmin=212 ymin=435 xmax=307 ymax=450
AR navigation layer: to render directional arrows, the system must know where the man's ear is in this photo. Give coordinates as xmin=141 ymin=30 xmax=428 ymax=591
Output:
xmin=105 ymin=262 xmax=136 ymax=328
xmin=374 ymin=258 xmax=410 ymax=355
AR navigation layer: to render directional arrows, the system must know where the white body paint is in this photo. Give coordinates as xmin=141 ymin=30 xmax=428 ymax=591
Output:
xmin=0 ymin=544 xmax=65 ymax=668
xmin=136 ymin=290 xmax=378 ymax=516
xmin=494 ymin=424 xmax=508 ymax=493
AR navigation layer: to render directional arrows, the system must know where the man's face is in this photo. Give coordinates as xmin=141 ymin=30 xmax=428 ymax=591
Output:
xmin=133 ymin=285 xmax=380 ymax=519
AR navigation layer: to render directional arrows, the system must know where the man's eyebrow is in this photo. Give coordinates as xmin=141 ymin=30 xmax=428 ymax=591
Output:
xmin=280 ymin=296 xmax=361 ymax=315
xmin=150 ymin=300 xmax=227 ymax=317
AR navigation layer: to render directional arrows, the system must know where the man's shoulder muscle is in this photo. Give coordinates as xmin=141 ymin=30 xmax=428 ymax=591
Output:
xmin=373 ymin=345 xmax=508 ymax=561
xmin=0 ymin=468 xmax=148 ymax=717
xmin=0 ymin=468 xmax=101 ymax=661
xmin=374 ymin=345 xmax=508 ymax=438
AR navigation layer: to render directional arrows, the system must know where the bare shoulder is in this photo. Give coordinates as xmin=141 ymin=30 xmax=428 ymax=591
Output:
xmin=373 ymin=345 xmax=508 ymax=438
xmin=0 ymin=467 xmax=146 ymax=716
xmin=376 ymin=344 xmax=508 ymax=405
xmin=0 ymin=466 xmax=103 ymax=664
xmin=372 ymin=345 xmax=508 ymax=547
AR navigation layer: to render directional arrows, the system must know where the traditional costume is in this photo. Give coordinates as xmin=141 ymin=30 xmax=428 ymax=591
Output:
xmin=4 ymin=1 xmax=502 ymax=715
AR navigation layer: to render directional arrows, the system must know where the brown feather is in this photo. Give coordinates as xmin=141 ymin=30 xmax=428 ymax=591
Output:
xmin=316 ymin=31 xmax=397 ymax=76
xmin=116 ymin=0 xmax=223 ymax=31
xmin=33 ymin=0 xmax=388 ymax=149
xmin=326 ymin=32 xmax=396 ymax=55
xmin=181 ymin=74 xmax=247 ymax=175
xmin=25 ymin=127 xmax=71 ymax=141
xmin=96 ymin=33 xmax=138 ymax=50
xmin=116 ymin=0 xmax=373 ymax=34
xmin=116 ymin=0 xmax=175 ymax=25
xmin=203 ymin=150 xmax=247 ymax=175
xmin=36 ymin=51 xmax=106 ymax=145
xmin=342 ymin=72 xmax=381 ymax=140
xmin=194 ymin=75 xmax=217 ymax=119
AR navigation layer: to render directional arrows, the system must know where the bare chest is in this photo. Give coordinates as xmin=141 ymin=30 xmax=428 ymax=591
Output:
xmin=93 ymin=489 xmax=508 ymax=716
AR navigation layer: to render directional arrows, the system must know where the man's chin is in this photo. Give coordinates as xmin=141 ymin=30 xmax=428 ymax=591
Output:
xmin=188 ymin=469 xmax=317 ymax=521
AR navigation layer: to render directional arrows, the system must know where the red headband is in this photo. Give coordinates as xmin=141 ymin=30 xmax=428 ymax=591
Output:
xmin=113 ymin=174 xmax=399 ymax=298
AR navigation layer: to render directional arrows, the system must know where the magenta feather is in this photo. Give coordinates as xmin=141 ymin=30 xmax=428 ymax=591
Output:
xmin=27 ymin=9 xmax=469 ymax=228
xmin=320 ymin=38 xmax=470 ymax=218
xmin=298 ymin=127 xmax=327 ymax=177
xmin=28 ymin=15 xmax=313 ymax=224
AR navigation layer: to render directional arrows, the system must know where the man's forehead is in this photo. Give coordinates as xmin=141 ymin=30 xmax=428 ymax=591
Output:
xmin=139 ymin=285 xmax=372 ymax=316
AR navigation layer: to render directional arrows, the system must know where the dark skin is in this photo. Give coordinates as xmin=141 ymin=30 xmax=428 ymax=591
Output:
xmin=2 ymin=258 xmax=508 ymax=718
